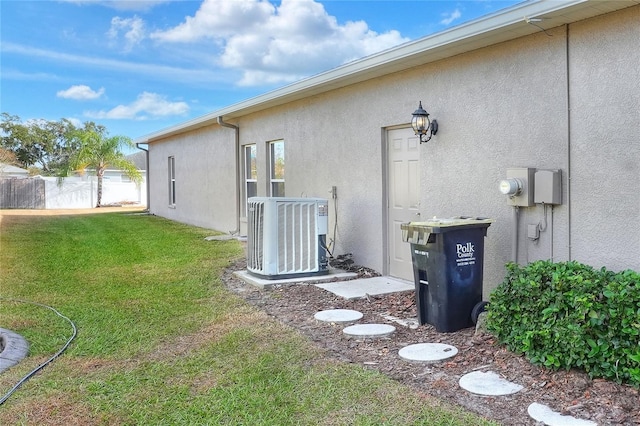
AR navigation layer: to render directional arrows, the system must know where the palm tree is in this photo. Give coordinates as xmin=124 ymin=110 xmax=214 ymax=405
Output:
xmin=69 ymin=130 xmax=142 ymax=207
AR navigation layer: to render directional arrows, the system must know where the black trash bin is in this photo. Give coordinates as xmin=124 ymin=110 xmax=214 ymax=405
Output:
xmin=401 ymin=217 xmax=493 ymax=332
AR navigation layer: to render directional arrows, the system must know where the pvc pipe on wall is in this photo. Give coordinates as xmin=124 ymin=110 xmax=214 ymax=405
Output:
xmin=136 ymin=143 xmax=150 ymax=212
xmin=512 ymin=206 xmax=520 ymax=263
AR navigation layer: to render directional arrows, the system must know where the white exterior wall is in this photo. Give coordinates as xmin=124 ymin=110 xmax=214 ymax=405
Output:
xmin=231 ymin=26 xmax=573 ymax=291
xmin=148 ymin=125 xmax=238 ymax=231
xmin=412 ymin=27 xmax=572 ymax=291
xmin=568 ymin=8 xmax=640 ymax=271
xmin=147 ymin=6 xmax=639 ymax=295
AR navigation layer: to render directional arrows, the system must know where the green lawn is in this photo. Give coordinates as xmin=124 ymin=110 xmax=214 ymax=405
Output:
xmin=0 ymin=210 xmax=495 ymax=425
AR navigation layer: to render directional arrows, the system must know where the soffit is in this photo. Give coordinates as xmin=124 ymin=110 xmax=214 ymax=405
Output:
xmin=139 ymin=0 xmax=638 ymax=143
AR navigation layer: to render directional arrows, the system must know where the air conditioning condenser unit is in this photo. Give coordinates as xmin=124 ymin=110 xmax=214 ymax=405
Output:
xmin=247 ymin=197 xmax=329 ymax=279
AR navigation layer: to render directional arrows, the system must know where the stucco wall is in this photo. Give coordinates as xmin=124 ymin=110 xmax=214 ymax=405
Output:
xmin=411 ymin=26 xmax=571 ymax=293
xmin=229 ymin=25 xmax=573 ymax=292
xmin=147 ymin=5 xmax=639 ymax=296
xmin=148 ymin=125 xmax=238 ymax=231
xmin=235 ymin=92 xmax=391 ymax=272
xmin=568 ymin=6 xmax=640 ymax=271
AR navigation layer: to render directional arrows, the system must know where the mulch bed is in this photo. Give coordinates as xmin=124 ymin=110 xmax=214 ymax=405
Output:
xmin=222 ymin=259 xmax=639 ymax=426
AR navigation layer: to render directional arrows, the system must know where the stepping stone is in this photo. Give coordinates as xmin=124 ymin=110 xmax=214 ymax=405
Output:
xmin=458 ymin=370 xmax=523 ymax=396
xmin=342 ymin=324 xmax=396 ymax=339
xmin=528 ymin=402 xmax=597 ymax=426
xmin=398 ymin=343 xmax=458 ymax=363
xmin=0 ymin=328 xmax=29 ymax=373
xmin=204 ymin=235 xmax=235 ymax=241
xmin=314 ymin=309 xmax=363 ymax=323
xmin=380 ymin=314 xmax=419 ymax=329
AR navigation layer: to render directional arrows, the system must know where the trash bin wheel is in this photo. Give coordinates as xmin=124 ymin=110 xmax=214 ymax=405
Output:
xmin=471 ymin=301 xmax=489 ymax=325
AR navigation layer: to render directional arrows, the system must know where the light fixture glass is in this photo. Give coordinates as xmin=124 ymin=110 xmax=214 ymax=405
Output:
xmin=411 ymin=101 xmax=438 ymax=143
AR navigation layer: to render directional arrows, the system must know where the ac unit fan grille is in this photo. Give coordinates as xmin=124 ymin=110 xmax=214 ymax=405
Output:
xmin=247 ymin=200 xmax=264 ymax=271
xmin=277 ymin=201 xmax=317 ymax=273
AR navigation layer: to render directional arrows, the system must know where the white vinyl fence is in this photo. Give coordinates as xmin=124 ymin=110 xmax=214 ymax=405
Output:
xmin=0 ymin=174 xmax=146 ymax=209
xmin=44 ymin=175 xmax=146 ymax=209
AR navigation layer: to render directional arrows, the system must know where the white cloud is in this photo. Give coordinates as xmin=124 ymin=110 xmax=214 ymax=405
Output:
xmin=2 ymin=42 xmax=227 ymax=85
xmin=57 ymin=85 xmax=105 ymax=100
xmin=85 ymin=92 xmax=189 ymax=120
xmin=108 ymin=16 xmax=146 ymax=52
xmin=441 ymin=8 xmax=462 ymax=26
xmin=65 ymin=117 xmax=84 ymax=128
xmin=151 ymin=0 xmax=275 ymax=42
xmin=1 ymin=68 xmax=61 ymax=82
xmin=151 ymin=0 xmax=409 ymax=86
xmin=61 ymin=0 xmax=169 ymax=12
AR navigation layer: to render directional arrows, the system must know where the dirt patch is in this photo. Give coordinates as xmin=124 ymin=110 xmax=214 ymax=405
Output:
xmin=222 ymin=259 xmax=640 ymax=426
xmin=0 ymin=393 xmax=122 ymax=426
xmin=0 ymin=206 xmax=145 ymax=219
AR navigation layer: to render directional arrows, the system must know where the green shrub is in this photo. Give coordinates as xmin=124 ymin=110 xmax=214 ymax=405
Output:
xmin=487 ymin=260 xmax=640 ymax=387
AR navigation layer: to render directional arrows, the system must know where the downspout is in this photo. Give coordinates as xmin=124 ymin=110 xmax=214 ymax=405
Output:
xmin=136 ymin=143 xmax=150 ymax=212
xmin=217 ymin=116 xmax=241 ymax=235
xmin=565 ymin=24 xmax=572 ymax=261
xmin=512 ymin=206 xmax=520 ymax=263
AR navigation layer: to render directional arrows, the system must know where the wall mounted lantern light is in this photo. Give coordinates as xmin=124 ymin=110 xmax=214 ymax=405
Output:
xmin=411 ymin=101 xmax=438 ymax=144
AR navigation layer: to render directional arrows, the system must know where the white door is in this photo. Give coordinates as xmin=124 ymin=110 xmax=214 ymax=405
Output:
xmin=387 ymin=127 xmax=421 ymax=281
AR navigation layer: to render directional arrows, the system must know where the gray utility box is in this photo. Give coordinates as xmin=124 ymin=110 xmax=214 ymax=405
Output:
xmin=534 ymin=169 xmax=562 ymax=205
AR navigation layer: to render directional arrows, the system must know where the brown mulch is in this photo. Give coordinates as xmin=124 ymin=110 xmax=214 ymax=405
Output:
xmin=222 ymin=259 xmax=639 ymax=426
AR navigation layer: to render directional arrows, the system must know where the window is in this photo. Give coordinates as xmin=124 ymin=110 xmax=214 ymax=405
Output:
xmin=269 ymin=140 xmax=285 ymax=197
xmin=168 ymin=156 xmax=176 ymax=207
xmin=243 ymin=144 xmax=257 ymax=215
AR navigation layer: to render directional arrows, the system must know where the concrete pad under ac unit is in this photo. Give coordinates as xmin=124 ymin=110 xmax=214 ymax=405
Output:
xmin=234 ymin=269 xmax=357 ymax=289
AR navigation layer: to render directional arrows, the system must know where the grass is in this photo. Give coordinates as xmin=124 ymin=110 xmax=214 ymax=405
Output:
xmin=0 ymin=210 xmax=496 ymax=425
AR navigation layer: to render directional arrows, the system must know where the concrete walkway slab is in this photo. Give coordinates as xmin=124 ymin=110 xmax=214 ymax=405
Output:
xmin=315 ymin=276 xmax=413 ymax=300
xmin=459 ymin=370 xmax=523 ymax=396
xmin=528 ymin=403 xmax=597 ymax=426
xmin=234 ymin=269 xmax=358 ymax=289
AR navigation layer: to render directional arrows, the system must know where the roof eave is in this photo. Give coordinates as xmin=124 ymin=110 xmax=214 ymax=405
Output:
xmin=137 ymin=0 xmax=637 ymax=143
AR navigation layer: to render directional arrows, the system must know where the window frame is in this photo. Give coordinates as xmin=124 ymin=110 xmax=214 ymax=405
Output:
xmin=168 ymin=156 xmax=176 ymax=207
xmin=268 ymin=140 xmax=285 ymax=197
xmin=243 ymin=144 xmax=257 ymax=216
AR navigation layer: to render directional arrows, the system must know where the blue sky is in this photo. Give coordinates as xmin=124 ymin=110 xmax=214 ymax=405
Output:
xmin=1 ymin=0 xmax=522 ymax=149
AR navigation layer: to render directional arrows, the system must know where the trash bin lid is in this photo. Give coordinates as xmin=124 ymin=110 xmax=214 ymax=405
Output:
xmin=401 ymin=217 xmax=494 ymax=244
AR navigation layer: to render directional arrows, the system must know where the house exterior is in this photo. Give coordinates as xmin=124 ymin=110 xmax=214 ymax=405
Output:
xmin=136 ymin=0 xmax=639 ymax=296
xmin=0 ymin=163 xmax=30 ymax=178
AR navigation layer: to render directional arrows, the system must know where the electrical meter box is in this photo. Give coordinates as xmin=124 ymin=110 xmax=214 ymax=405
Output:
xmin=534 ymin=169 xmax=562 ymax=205
xmin=504 ymin=167 xmax=535 ymax=207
